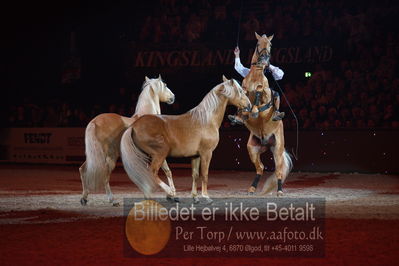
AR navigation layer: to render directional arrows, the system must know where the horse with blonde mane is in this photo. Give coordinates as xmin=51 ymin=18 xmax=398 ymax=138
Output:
xmin=120 ymin=76 xmax=251 ymax=203
xmin=242 ymin=33 xmax=293 ymax=196
xmin=79 ymin=75 xmax=175 ymax=206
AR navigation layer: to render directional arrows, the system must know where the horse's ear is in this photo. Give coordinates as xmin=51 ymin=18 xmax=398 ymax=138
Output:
xmin=145 ymin=76 xmax=150 ymax=82
xmin=222 ymin=75 xmax=228 ymax=82
xmin=268 ymin=34 xmax=274 ymax=42
xmin=255 ymin=32 xmax=261 ymax=40
xmin=158 ymin=74 xmax=162 ymax=80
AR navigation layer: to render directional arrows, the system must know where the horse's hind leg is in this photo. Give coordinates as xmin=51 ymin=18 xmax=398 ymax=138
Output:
xmin=79 ymin=161 xmax=89 ymax=206
xmin=247 ymin=134 xmax=266 ymax=194
xmin=271 ymin=126 xmax=285 ymax=196
xmin=161 ymin=160 xmax=178 ymax=202
xmin=272 ymin=148 xmax=284 ymax=197
xmin=150 ymin=154 xmax=174 ymax=197
xmin=104 ymin=156 xmax=118 ymax=205
xmin=191 ymin=157 xmax=200 ymax=204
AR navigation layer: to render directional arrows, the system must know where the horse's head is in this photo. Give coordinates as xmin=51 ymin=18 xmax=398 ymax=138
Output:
xmin=251 ymin=32 xmax=273 ymax=67
xmin=221 ymin=75 xmax=251 ymax=110
xmin=145 ymin=75 xmax=175 ymax=104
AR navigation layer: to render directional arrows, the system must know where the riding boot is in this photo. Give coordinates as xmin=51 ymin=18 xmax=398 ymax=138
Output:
xmin=272 ymin=110 xmax=285 ymax=121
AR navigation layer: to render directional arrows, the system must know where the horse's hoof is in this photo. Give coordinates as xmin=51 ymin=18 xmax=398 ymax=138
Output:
xmin=193 ymin=197 xmax=200 ymax=204
xmin=80 ymin=198 xmax=88 ymax=206
xmin=112 ymin=202 xmax=120 ymax=207
xmin=248 ymin=186 xmax=256 ymax=195
xmin=166 ymin=195 xmax=178 ymax=203
xmin=204 ymin=198 xmax=213 ymax=205
xmin=277 ymin=190 xmax=284 ymax=197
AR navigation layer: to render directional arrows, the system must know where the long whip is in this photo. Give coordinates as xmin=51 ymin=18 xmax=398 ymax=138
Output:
xmin=236 ymin=0 xmax=244 ymax=47
xmin=270 ymin=75 xmax=299 ymax=160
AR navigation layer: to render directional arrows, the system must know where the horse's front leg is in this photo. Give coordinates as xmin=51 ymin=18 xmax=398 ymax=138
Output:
xmin=200 ymin=151 xmax=213 ymax=204
xmin=249 ymin=87 xmax=263 ymax=118
xmin=161 ymin=160 xmax=179 ymax=202
xmin=191 ymin=157 xmax=200 ymax=204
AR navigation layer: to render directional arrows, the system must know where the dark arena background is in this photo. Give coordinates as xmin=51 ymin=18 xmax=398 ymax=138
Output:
xmin=1 ymin=0 xmax=399 ymax=265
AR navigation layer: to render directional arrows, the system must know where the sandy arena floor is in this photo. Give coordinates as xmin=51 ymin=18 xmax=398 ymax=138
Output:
xmin=0 ymin=164 xmax=398 ymax=265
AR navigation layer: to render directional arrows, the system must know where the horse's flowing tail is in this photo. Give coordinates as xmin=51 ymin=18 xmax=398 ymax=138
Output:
xmin=120 ymin=126 xmax=156 ymax=198
xmin=261 ymin=150 xmax=293 ymax=195
xmin=84 ymin=122 xmax=108 ymax=191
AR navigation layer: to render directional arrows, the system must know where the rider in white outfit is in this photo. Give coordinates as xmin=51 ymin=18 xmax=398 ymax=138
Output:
xmin=229 ymin=47 xmax=285 ymax=124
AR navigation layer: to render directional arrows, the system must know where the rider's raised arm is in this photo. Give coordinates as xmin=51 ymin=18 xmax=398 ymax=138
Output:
xmin=234 ymin=47 xmax=250 ymax=78
xmin=269 ymin=64 xmax=284 ymax=80
xmin=234 ymin=57 xmax=250 ymax=78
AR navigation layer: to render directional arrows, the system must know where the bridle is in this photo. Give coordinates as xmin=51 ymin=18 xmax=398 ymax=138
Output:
xmin=251 ymin=43 xmax=271 ymax=67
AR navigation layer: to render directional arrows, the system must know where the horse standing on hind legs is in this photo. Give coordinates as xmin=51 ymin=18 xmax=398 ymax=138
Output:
xmin=79 ymin=75 xmax=176 ymax=206
xmin=120 ymin=76 xmax=251 ymax=203
xmin=238 ymin=33 xmax=293 ymax=196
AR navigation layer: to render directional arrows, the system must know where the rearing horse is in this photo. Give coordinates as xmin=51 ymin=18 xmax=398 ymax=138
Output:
xmin=242 ymin=33 xmax=292 ymax=196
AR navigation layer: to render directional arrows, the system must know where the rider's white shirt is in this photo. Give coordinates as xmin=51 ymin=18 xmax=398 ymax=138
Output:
xmin=234 ymin=57 xmax=284 ymax=80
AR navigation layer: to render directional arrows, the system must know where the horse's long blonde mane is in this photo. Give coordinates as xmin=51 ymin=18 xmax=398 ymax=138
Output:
xmin=189 ymin=80 xmax=240 ymax=125
xmin=135 ymin=79 xmax=163 ymax=113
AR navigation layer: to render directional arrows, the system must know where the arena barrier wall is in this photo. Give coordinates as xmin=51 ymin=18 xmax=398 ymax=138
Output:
xmin=0 ymin=128 xmax=85 ymax=164
xmin=0 ymin=128 xmax=397 ymax=173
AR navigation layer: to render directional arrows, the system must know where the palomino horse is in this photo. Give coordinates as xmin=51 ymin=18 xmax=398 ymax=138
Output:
xmin=120 ymin=76 xmax=251 ymax=203
xmin=79 ymin=75 xmax=175 ymax=206
xmin=242 ymin=33 xmax=292 ymax=196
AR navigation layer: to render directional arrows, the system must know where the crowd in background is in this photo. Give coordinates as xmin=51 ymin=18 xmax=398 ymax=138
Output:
xmin=3 ymin=0 xmax=398 ymax=129
xmin=138 ymin=0 xmax=395 ymax=44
